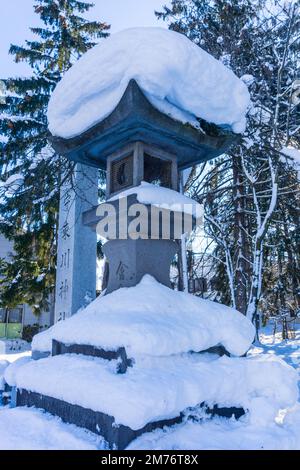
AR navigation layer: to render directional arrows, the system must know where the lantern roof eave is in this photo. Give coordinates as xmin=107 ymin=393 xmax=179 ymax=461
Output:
xmin=48 ymin=79 xmax=239 ymax=170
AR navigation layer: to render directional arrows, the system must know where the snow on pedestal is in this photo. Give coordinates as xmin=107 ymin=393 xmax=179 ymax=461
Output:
xmin=4 ymin=356 xmax=31 ymax=388
xmin=13 ymin=275 xmax=295 ymax=445
xmin=108 ymin=181 xmax=203 ymax=217
xmin=32 ymin=275 xmax=254 ymax=357
xmin=48 ymin=27 xmax=250 ymax=139
xmin=7 ymin=353 xmax=298 ymax=431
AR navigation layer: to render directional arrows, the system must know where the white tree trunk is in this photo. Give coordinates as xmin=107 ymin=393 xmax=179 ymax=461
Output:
xmin=179 ymin=172 xmax=189 ymax=293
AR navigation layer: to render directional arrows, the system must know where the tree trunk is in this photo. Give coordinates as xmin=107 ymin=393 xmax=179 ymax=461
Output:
xmin=232 ymin=153 xmax=251 ymax=314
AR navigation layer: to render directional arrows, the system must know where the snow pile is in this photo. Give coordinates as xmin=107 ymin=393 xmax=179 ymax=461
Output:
xmin=0 ymin=407 xmax=104 ymax=450
xmin=0 ymin=360 xmax=9 ymax=391
xmin=12 ymin=353 xmax=298 ymax=430
xmin=109 ymin=181 xmax=203 ymax=218
xmin=4 ymin=356 xmax=32 ymax=387
xmin=48 ymin=27 xmax=250 ymax=139
xmin=0 ymin=341 xmax=31 ymax=391
xmin=284 ymin=404 xmax=300 ymax=438
xmin=32 ymin=275 xmax=255 ymax=357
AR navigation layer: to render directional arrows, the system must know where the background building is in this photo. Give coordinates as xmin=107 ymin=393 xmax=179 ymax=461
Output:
xmin=0 ymin=235 xmax=52 ymax=339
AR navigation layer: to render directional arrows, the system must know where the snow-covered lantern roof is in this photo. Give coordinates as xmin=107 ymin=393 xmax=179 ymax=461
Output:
xmin=47 ymin=27 xmax=249 ymax=178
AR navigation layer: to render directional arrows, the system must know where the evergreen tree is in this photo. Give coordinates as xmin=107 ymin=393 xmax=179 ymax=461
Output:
xmin=0 ymin=0 xmax=109 ymax=314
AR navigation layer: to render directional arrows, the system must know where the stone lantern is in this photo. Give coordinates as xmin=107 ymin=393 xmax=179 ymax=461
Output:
xmin=49 ymin=79 xmax=237 ymax=294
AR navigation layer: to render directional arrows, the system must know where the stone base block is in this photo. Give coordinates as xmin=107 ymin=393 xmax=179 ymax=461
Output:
xmin=103 ymin=239 xmax=178 ymax=293
xmin=16 ymin=390 xmax=245 ymax=450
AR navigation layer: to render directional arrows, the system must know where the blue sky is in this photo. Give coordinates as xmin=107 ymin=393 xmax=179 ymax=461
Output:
xmin=0 ymin=0 xmax=167 ymax=78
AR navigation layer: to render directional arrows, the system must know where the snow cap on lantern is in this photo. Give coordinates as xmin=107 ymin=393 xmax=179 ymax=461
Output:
xmin=47 ymin=27 xmax=250 ymax=173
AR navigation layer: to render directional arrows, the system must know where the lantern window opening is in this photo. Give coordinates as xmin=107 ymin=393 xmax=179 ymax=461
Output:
xmin=143 ymin=153 xmax=172 ymax=189
xmin=110 ymin=154 xmax=134 ymax=195
xmin=106 ymin=142 xmax=178 ymax=198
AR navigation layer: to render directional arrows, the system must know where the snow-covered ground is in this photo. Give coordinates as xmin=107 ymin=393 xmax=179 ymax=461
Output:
xmin=0 ymin=324 xmax=299 ymax=450
xmin=250 ymin=324 xmax=300 ymax=371
xmin=0 ymin=338 xmax=30 ymax=358
xmin=0 ymin=408 xmax=105 ymax=450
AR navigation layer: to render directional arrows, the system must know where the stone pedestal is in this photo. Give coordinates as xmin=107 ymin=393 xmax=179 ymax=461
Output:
xmin=103 ymin=239 xmax=178 ymax=294
xmin=54 ymin=164 xmax=98 ymax=322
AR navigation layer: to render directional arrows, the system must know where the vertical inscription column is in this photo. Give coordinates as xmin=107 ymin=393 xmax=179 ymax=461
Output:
xmin=54 ymin=164 xmax=98 ymax=323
